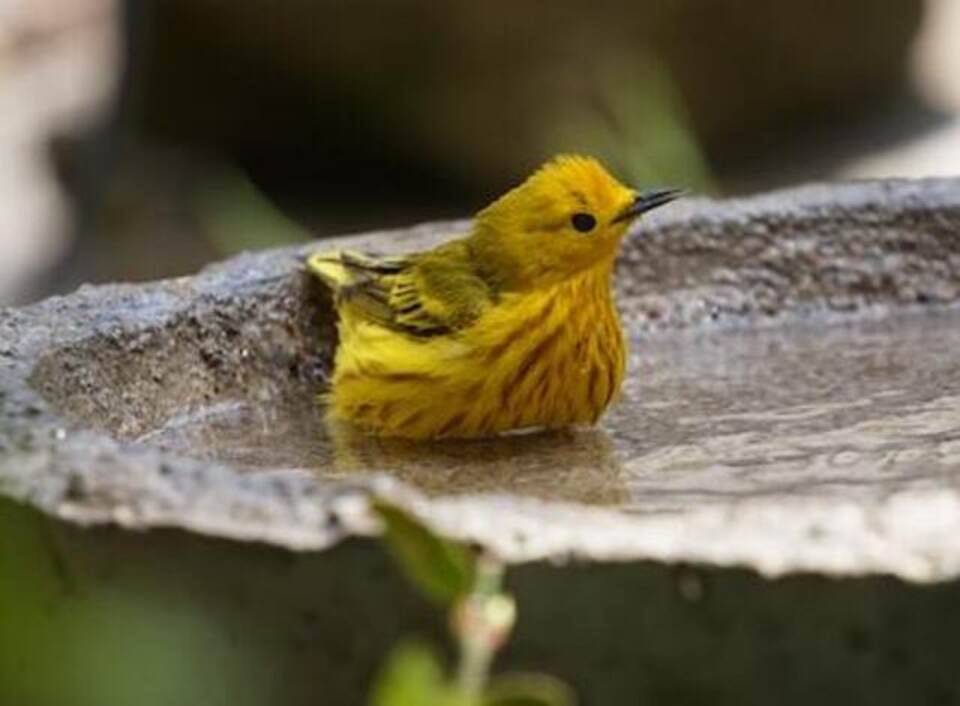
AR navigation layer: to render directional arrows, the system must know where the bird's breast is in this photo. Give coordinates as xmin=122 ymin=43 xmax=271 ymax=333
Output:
xmin=477 ymin=266 xmax=626 ymax=429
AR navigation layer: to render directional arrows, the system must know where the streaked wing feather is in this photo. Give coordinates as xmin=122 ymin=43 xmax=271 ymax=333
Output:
xmin=340 ymin=250 xmax=409 ymax=274
xmin=314 ymin=246 xmax=489 ymax=336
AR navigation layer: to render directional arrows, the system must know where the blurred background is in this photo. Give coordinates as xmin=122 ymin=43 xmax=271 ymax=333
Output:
xmin=2 ymin=0 xmax=960 ymax=306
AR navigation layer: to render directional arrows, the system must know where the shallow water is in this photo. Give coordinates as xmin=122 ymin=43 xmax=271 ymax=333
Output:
xmin=140 ymin=310 xmax=960 ymax=513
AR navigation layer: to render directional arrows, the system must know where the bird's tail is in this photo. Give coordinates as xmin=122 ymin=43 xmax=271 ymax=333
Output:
xmin=306 ymin=250 xmax=408 ymax=292
xmin=305 ymin=251 xmax=351 ymax=291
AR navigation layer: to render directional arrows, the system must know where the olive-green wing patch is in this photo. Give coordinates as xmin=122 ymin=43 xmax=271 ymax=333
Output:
xmin=310 ymin=244 xmax=491 ymax=337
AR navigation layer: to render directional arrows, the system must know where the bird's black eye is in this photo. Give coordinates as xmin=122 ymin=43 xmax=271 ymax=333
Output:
xmin=571 ymin=212 xmax=596 ymax=233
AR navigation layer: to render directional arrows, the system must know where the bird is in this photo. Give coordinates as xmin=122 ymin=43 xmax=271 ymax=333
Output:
xmin=306 ymin=155 xmax=681 ymax=440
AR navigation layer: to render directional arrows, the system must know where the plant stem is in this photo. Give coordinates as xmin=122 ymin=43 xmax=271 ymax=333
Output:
xmin=455 ymin=557 xmax=505 ymax=699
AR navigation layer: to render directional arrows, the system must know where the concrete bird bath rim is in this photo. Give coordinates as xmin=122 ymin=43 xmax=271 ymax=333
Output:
xmin=2 ymin=177 xmax=960 ymax=582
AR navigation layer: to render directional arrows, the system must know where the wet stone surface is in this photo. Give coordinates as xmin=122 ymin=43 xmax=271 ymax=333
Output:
xmin=143 ymin=309 xmax=960 ymax=514
xmin=3 ymin=178 xmax=960 ymax=579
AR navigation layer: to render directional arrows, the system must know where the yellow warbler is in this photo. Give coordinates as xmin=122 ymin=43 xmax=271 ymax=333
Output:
xmin=307 ymin=155 xmax=681 ymax=440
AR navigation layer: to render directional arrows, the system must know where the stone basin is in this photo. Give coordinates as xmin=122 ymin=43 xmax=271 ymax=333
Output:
xmin=3 ymin=179 xmax=960 ymax=705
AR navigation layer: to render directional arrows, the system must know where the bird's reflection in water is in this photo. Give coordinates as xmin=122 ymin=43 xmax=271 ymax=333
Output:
xmin=327 ymin=422 xmax=628 ymax=506
xmin=143 ymin=397 xmax=627 ymax=507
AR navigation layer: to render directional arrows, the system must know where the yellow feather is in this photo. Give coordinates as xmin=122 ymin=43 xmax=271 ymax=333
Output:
xmin=307 ymin=155 xmax=680 ymax=439
xmin=305 ymin=252 xmax=350 ymax=288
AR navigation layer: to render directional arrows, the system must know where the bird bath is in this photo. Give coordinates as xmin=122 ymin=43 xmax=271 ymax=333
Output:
xmin=3 ymin=179 xmax=960 ymax=705
xmin=130 ymin=310 xmax=960 ymax=514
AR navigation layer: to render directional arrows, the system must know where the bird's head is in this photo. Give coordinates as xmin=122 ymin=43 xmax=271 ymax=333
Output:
xmin=471 ymin=155 xmax=681 ymax=290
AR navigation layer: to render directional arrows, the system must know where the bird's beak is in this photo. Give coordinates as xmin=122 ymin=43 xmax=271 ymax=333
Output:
xmin=613 ymin=188 xmax=685 ymax=223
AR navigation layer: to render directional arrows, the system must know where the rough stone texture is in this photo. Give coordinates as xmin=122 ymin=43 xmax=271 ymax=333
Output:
xmin=2 ymin=178 xmax=960 ymax=577
xmin=4 ymin=178 xmax=960 ymax=705
xmin=617 ymin=179 xmax=960 ymax=329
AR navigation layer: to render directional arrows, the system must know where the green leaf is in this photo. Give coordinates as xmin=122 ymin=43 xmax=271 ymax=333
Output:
xmin=370 ymin=642 xmax=445 ymax=706
xmin=484 ymin=673 xmax=577 ymax=706
xmin=374 ymin=500 xmax=475 ymax=605
xmin=371 ymin=641 xmax=478 ymax=706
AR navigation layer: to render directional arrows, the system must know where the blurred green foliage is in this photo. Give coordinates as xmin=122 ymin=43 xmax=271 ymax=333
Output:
xmin=197 ymin=168 xmax=310 ymax=254
xmin=373 ymin=499 xmax=476 ymax=606
xmin=371 ymin=642 xmax=471 ymax=706
xmin=0 ymin=501 xmax=268 ymax=706
xmin=553 ymin=57 xmax=715 ymax=193
xmin=371 ymin=500 xmax=574 ymax=706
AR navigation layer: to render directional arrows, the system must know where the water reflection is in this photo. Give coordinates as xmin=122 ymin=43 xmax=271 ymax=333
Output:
xmin=328 ymin=423 xmax=628 ymax=504
xmin=140 ymin=310 xmax=960 ymax=514
xmin=139 ymin=399 xmax=628 ymax=506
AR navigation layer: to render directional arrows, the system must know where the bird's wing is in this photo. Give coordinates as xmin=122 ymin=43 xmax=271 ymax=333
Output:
xmin=306 ymin=243 xmax=491 ymax=336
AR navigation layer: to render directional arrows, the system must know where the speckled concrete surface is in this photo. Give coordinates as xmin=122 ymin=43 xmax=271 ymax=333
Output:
xmin=5 ymin=178 xmax=960 ymax=706
xmin=2 ymin=178 xmax=960 ymax=582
